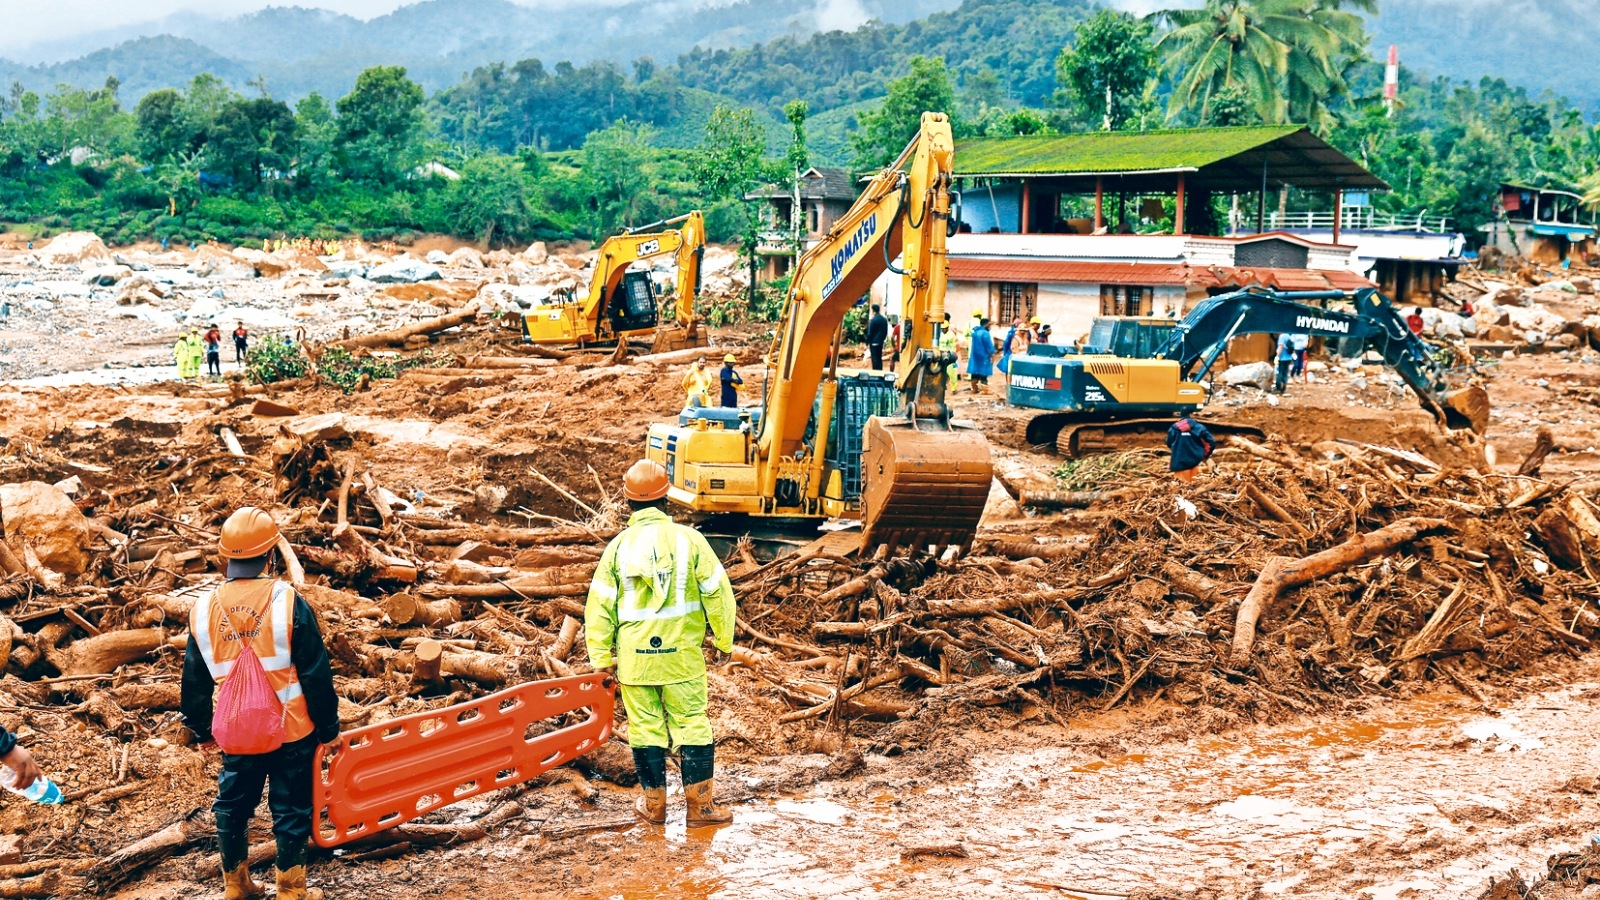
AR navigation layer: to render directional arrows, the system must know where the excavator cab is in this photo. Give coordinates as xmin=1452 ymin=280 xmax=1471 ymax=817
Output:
xmin=606 ymin=270 xmax=660 ymax=335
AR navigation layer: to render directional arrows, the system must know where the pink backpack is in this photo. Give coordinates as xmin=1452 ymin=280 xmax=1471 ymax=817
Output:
xmin=211 ymin=612 xmax=287 ymax=755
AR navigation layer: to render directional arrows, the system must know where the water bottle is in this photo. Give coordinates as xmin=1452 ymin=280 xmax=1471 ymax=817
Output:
xmin=1 ymin=765 xmax=63 ymax=805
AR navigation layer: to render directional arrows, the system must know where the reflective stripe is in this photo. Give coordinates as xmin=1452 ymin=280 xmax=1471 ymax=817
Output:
xmin=191 ymin=587 xmax=223 ymax=678
xmin=276 ymin=682 xmax=304 ymax=704
xmin=261 ymin=582 xmax=294 ymax=671
xmin=590 ymin=581 xmax=618 ymax=601
xmin=699 ymin=563 xmax=726 ymax=596
xmin=618 ymin=600 xmax=703 ymax=622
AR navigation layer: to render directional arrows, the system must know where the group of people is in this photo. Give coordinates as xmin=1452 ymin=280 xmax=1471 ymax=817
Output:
xmin=682 ymin=354 xmax=743 ymax=408
xmin=174 ymin=322 xmax=251 ymax=379
xmin=962 ymin=313 xmax=1051 ymax=397
xmin=1272 ymin=332 xmax=1311 ymax=394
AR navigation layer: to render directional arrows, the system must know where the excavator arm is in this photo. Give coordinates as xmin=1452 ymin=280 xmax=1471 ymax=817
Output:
xmin=1160 ymin=287 xmax=1484 ymax=431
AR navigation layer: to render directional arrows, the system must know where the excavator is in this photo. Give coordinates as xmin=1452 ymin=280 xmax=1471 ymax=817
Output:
xmin=1009 ymin=287 xmax=1490 ymax=457
xmin=644 ymin=113 xmax=993 ymax=553
xmin=521 ymin=210 xmax=708 ymax=352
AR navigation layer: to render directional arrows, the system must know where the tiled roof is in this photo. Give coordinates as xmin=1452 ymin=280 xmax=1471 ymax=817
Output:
xmin=745 ymin=167 xmax=858 ymax=201
xmin=947 ymin=258 xmax=1377 ymax=291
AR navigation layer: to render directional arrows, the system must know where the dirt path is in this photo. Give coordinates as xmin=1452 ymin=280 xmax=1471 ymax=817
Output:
xmin=413 ymin=656 xmax=1599 ymax=900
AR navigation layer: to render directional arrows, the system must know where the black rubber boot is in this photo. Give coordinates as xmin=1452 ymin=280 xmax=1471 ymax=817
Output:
xmin=631 ymin=747 xmax=669 ymax=825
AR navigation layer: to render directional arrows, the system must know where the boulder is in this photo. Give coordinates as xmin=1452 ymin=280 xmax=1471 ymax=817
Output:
xmin=368 ymin=259 xmax=443 ymax=284
xmin=34 ymin=232 xmax=111 ymax=266
xmin=1569 ymin=276 xmax=1593 ymax=294
xmin=112 ymin=254 xmax=152 ymax=272
xmin=233 ymin=247 xmax=293 ymax=278
xmin=426 ymin=249 xmax=451 ymax=265
xmin=1221 ymin=361 xmax=1276 ymax=390
xmin=0 ymin=481 xmax=92 ymax=576
xmin=83 ymin=264 xmax=133 ymax=286
xmin=192 ymin=246 xmax=258 ymax=280
xmin=448 ymin=247 xmax=484 ymax=269
xmin=484 ymin=250 xmax=514 ymax=266
xmin=521 ymin=242 xmax=549 ymax=265
xmin=477 ymin=283 xmax=547 ymax=313
xmin=324 ymin=261 xmax=369 ymax=280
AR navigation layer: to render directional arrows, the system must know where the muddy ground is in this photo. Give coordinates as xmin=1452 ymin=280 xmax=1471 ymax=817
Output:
xmin=1 ymin=254 xmax=1599 ymax=898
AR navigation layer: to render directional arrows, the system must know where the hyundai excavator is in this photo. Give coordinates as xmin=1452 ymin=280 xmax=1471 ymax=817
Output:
xmin=1009 ymin=287 xmax=1490 ymax=457
xmin=521 ymin=210 xmax=707 ymax=352
xmin=644 ymin=113 xmax=993 ymax=553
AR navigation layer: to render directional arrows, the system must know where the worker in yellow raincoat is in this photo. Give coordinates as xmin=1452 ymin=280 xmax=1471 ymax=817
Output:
xmin=585 ymin=460 xmax=736 ymax=827
xmin=681 ymin=355 xmax=713 ymax=408
xmin=175 ymin=330 xmax=203 ymax=379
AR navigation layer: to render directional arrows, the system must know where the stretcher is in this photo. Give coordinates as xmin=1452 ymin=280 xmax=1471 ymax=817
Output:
xmin=313 ymin=673 xmax=615 ymax=848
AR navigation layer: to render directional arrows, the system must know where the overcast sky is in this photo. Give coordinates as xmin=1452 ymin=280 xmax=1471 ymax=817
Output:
xmin=0 ymin=0 xmax=1183 ymax=56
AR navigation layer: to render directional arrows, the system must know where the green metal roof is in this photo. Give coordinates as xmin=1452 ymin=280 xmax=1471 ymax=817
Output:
xmin=954 ymin=125 xmax=1388 ymax=192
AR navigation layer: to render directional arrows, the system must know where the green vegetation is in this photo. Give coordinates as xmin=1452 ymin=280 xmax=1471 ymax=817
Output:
xmin=244 ymin=338 xmax=310 ymax=384
xmin=1 ymin=0 xmax=1597 ymax=252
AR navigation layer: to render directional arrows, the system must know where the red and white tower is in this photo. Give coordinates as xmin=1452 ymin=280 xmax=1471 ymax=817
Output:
xmin=1383 ymin=44 xmax=1399 ymax=117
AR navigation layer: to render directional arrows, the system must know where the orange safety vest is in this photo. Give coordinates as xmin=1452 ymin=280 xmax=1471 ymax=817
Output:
xmin=192 ymin=578 xmax=314 ymax=744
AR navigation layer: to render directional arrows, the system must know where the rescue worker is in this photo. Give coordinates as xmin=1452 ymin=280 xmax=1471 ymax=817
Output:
xmin=968 ymin=317 xmax=995 ymax=392
xmin=1166 ymin=416 xmax=1215 ymax=483
xmin=1273 ymin=333 xmax=1295 ymax=394
xmin=1406 ymin=307 xmax=1425 ymax=336
xmin=234 ymin=321 xmax=250 ymax=365
xmin=865 ymin=303 xmax=889 ymax=370
xmin=1027 ymin=315 xmax=1044 ymax=346
xmin=682 ymin=356 xmax=713 ymax=408
xmin=998 ymin=317 xmax=1022 ymax=394
xmin=182 ymin=508 xmax=340 ymax=900
xmin=718 ymin=355 xmax=743 ymax=408
xmin=586 ymin=461 xmax=737 ymax=828
xmin=937 ymin=312 xmax=958 ymax=389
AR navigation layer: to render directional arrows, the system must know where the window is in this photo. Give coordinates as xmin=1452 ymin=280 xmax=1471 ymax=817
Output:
xmin=1099 ymin=285 xmax=1151 ymax=316
xmin=990 ymin=282 xmax=1036 ymax=323
xmin=808 ymin=204 xmax=820 ymax=233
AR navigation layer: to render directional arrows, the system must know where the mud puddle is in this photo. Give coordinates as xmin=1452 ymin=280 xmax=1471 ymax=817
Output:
xmin=523 ymin=662 xmax=1600 ymax=900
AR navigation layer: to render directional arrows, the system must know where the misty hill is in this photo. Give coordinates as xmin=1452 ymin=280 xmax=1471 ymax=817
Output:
xmin=0 ymin=0 xmax=960 ymax=102
xmin=1369 ymin=0 xmax=1600 ymax=114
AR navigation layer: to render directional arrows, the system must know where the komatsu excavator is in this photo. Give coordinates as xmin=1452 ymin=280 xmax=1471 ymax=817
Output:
xmin=521 ymin=210 xmax=707 ymax=352
xmin=645 ymin=113 xmax=993 ymax=553
xmin=1008 ymin=287 xmax=1490 ymax=456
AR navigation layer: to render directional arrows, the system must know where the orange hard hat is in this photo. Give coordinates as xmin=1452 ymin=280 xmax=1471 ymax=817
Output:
xmin=623 ymin=459 xmax=670 ymax=502
xmin=218 ymin=507 xmax=280 ymax=559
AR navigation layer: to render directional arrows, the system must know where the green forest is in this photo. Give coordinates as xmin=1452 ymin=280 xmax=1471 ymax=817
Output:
xmin=1 ymin=0 xmax=1597 ymax=249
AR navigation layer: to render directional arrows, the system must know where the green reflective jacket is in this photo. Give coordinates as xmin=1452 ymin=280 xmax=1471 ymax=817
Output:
xmin=585 ymin=508 xmax=736 ymax=685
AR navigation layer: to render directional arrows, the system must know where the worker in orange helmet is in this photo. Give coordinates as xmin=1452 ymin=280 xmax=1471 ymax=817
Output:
xmin=181 ymin=508 xmax=340 ymax=900
xmin=585 ymin=461 xmax=737 ymax=828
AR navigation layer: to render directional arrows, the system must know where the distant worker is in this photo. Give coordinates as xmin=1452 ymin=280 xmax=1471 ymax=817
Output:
xmin=1290 ymin=333 xmax=1309 ymax=381
xmin=176 ymin=331 xmax=203 ymax=380
xmin=1027 ymin=315 xmax=1044 ymax=346
xmin=888 ymin=317 xmax=902 ymax=374
xmin=682 ymin=356 xmax=712 ymax=408
xmin=204 ymin=323 xmax=223 ymax=378
xmin=938 ymin=312 xmax=958 ymax=388
xmin=968 ymin=316 xmax=995 ymax=393
xmin=1166 ymin=416 xmax=1215 ymax=483
xmin=1273 ymin=333 xmax=1295 ymax=394
xmin=586 ymin=460 xmax=737 ymax=828
xmin=998 ymin=317 xmax=1022 ymax=394
xmin=1037 ymin=323 xmax=1054 ymax=345
xmin=1406 ymin=307 xmax=1425 ymax=336
xmin=718 ymin=354 xmax=742 ymax=408
xmin=233 ymin=321 xmax=250 ymax=365
xmin=182 ymin=508 xmax=340 ymax=900
xmin=866 ymin=303 xmax=889 ymax=370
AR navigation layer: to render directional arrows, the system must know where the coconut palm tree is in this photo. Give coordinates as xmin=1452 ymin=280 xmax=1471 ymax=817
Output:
xmin=1153 ymin=0 xmax=1372 ymax=126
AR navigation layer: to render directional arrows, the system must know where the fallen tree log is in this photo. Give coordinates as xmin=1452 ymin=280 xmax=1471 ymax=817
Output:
xmin=1229 ymin=517 xmax=1449 ymax=666
xmin=87 ymin=808 xmax=211 ymax=891
xmin=462 ymin=355 xmax=560 ymax=369
xmin=382 ymin=593 xmax=463 ymax=627
xmin=407 ymin=525 xmax=609 ymax=548
xmin=46 ymin=628 xmax=164 ymax=677
xmin=1159 ymin=560 xmax=1233 ymax=607
xmin=325 ymin=307 xmax=479 ymax=350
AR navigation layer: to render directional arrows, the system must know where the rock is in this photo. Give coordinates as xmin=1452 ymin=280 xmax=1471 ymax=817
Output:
xmin=1221 ymin=361 xmax=1276 ymax=390
xmin=112 ymin=254 xmax=152 ymax=272
xmin=83 ymin=264 xmax=133 ymax=286
xmin=368 ymin=259 xmax=443 ymax=284
xmin=426 ymin=249 xmax=451 ymax=265
xmin=0 ymin=481 xmax=93 ymax=576
xmin=1569 ymin=276 xmax=1593 ymax=294
xmin=33 ymin=232 xmax=111 ymax=266
xmin=0 ymin=833 xmax=21 ymax=865
xmin=117 ymin=275 xmax=170 ymax=302
xmin=251 ymin=399 xmax=300 ymax=417
xmin=192 ymin=246 xmax=257 ymax=280
xmin=283 ymin=413 xmax=348 ymax=443
xmin=477 ymin=283 xmax=547 ymax=313
xmin=232 ymin=247 xmax=292 ymax=277
xmin=484 ymin=250 xmax=514 ymax=266
xmin=325 ymin=261 xmax=369 ymax=280
xmin=1484 ymin=324 xmax=1518 ymax=343
xmin=521 ymin=242 xmax=549 ymax=265
xmin=447 ymin=247 xmax=484 ymax=268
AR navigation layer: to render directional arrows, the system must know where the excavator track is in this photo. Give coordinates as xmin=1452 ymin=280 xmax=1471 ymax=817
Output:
xmin=1044 ymin=417 xmax=1266 ymax=459
xmin=860 ymin=417 xmax=993 ymax=553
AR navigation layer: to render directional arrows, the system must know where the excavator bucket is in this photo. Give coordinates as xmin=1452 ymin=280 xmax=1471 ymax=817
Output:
xmin=651 ymin=322 xmax=709 ymax=354
xmin=1442 ymin=385 xmax=1490 ymax=434
xmin=313 ymin=673 xmax=614 ymax=848
xmin=860 ymin=417 xmax=993 ymax=553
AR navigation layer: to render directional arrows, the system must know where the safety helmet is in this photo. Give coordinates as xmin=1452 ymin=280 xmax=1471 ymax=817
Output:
xmin=1029 ymin=316 xmax=1042 ymax=324
xmin=623 ymin=459 xmax=670 ymax=502
xmin=971 ymin=309 xmax=982 ymax=317
xmin=218 ymin=507 xmax=280 ymax=559
xmin=724 ymin=354 xmax=737 ymax=363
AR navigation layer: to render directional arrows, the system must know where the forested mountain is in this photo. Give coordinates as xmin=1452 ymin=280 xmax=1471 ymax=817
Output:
xmin=0 ymin=0 xmax=961 ymax=102
xmin=1369 ymin=0 xmax=1600 ymax=115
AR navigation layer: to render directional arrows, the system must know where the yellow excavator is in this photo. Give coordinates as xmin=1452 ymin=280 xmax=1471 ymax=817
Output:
xmin=645 ymin=113 xmax=993 ymax=553
xmin=521 ymin=210 xmax=707 ymax=352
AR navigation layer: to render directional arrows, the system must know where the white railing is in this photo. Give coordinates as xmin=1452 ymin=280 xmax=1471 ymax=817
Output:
xmin=1247 ymin=209 xmax=1453 ymax=233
